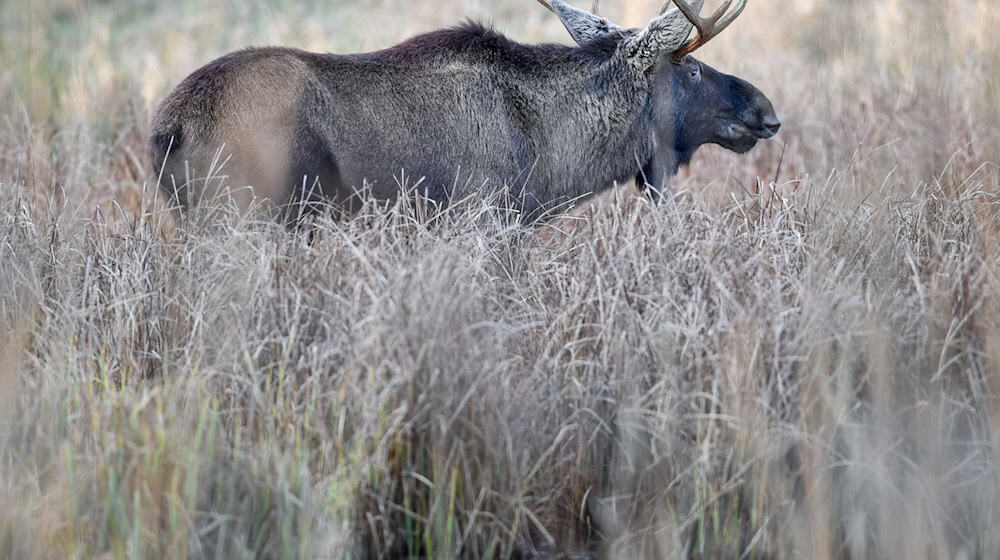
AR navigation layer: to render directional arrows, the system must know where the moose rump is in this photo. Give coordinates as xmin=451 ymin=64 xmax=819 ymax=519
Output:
xmin=151 ymin=49 xmax=322 ymax=217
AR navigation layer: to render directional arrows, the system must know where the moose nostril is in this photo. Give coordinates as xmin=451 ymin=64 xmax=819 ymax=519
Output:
xmin=763 ymin=115 xmax=781 ymax=135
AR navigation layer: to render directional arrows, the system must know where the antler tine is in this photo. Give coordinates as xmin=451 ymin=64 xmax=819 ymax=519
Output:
xmin=591 ymin=0 xmax=599 ymax=15
xmin=671 ymin=0 xmax=748 ymax=59
xmin=713 ymin=0 xmax=748 ymax=30
xmin=676 ymin=0 xmax=727 ymax=22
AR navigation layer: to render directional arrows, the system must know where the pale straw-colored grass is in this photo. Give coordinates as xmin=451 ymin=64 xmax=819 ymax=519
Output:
xmin=2 ymin=1 xmax=1000 ymax=558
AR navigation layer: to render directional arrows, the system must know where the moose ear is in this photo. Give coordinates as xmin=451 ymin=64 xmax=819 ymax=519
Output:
xmin=544 ymin=0 xmax=621 ymax=45
xmin=621 ymin=0 xmax=704 ymax=71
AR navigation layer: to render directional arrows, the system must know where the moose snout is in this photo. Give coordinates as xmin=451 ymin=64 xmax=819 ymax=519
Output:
xmin=762 ymin=113 xmax=781 ymax=136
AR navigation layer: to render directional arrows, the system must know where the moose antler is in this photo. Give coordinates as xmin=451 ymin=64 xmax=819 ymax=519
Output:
xmin=669 ymin=0 xmax=748 ymax=59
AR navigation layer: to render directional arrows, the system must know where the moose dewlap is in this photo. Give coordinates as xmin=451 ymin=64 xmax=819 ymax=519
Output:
xmin=150 ymin=0 xmax=779 ymax=224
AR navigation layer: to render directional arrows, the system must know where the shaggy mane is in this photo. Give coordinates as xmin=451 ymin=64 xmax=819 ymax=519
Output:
xmin=369 ymin=19 xmax=616 ymax=64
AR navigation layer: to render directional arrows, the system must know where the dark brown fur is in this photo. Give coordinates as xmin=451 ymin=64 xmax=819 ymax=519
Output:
xmin=151 ymin=17 xmax=779 ymax=223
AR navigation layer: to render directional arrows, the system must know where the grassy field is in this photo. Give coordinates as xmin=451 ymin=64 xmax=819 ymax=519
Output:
xmin=3 ymin=0 xmax=1000 ymax=558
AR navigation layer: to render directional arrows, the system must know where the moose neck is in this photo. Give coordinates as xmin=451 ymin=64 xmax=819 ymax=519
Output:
xmin=516 ymin=46 xmax=659 ymax=222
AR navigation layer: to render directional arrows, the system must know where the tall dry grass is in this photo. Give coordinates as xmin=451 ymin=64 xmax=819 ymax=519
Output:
xmin=3 ymin=0 xmax=1000 ymax=558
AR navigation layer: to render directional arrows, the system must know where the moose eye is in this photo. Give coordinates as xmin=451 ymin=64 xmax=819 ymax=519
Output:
xmin=689 ymin=65 xmax=701 ymax=82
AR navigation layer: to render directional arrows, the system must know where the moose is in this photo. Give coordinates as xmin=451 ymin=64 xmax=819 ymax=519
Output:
xmin=150 ymin=0 xmax=779 ymax=223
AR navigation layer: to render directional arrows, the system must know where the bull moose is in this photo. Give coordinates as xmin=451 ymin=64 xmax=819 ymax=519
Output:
xmin=150 ymin=0 xmax=779 ymax=223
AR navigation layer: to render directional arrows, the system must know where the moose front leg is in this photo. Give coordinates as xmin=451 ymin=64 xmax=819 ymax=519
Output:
xmin=636 ymin=159 xmax=666 ymax=203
